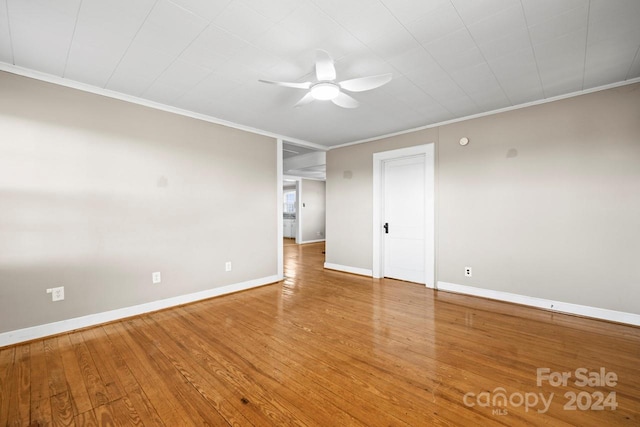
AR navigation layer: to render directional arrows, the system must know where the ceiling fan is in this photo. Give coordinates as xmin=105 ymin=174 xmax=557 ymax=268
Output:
xmin=259 ymin=50 xmax=392 ymax=109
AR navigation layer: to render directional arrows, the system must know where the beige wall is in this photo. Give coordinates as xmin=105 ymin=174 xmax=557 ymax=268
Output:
xmin=326 ymin=129 xmax=438 ymax=269
xmin=0 ymin=72 xmax=277 ymax=333
xmin=326 ymin=83 xmax=640 ymax=315
xmin=300 ymin=179 xmax=326 ymax=242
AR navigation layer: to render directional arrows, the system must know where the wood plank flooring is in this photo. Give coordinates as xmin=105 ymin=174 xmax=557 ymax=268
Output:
xmin=1 ymin=241 xmax=639 ymax=426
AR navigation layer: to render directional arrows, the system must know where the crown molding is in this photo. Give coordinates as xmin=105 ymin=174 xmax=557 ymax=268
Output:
xmin=0 ymin=62 xmax=328 ymax=151
xmin=329 ymin=77 xmax=640 ymax=150
xmin=4 ymin=61 xmax=637 ymax=153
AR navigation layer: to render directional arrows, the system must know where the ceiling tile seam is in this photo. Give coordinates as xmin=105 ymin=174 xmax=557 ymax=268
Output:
xmin=580 ymin=0 xmax=592 ymax=91
xmin=164 ymin=0 xmax=219 ymax=23
xmin=624 ymin=45 xmax=640 ymax=81
xmin=103 ymin=0 xmax=160 ymax=89
xmin=145 ymin=4 xmax=328 ymax=112
xmin=210 ymin=21 xmax=295 ymax=63
xmin=139 ymin=21 xmax=213 ymax=98
xmin=377 ymin=0 xmax=481 ymax=114
xmin=170 ymin=30 xmax=249 ymax=106
xmin=242 ymin=1 xmax=300 ymax=26
xmin=183 ymin=1 xmax=300 ymax=73
xmin=164 ymin=22 xmax=295 ymax=103
xmin=215 ymin=0 xmax=234 ymax=22
xmin=163 ymin=17 xmax=300 ymax=87
xmin=306 ymin=0 xmax=356 ymax=62
xmin=303 ymin=0 xmax=451 ymax=115
xmin=147 ymin=20 xmax=268 ymax=105
xmin=449 ymin=1 xmax=514 ymax=106
xmin=0 ymin=60 xmax=323 ymax=148
xmin=299 ymin=0 xmax=408 ymax=107
xmin=389 ymin=20 xmax=488 ymax=112
xmin=387 ymin=93 xmax=444 ymax=122
xmin=518 ymin=0 xmax=546 ymax=99
xmin=61 ymin=0 xmax=84 ymax=79
xmin=172 ymin=66 xmax=221 ymax=105
xmin=392 ymin=13 xmax=484 ymax=113
xmin=4 ymin=0 xmax=14 ymax=64
xmin=374 ymin=0 xmax=459 ymax=117
xmin=377 ymin=61 xmax=454 ymax=121
xmin=329 ymin=76 xmax=640 ymax=150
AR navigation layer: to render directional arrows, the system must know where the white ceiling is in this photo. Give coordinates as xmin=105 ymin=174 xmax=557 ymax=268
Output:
xmin=282 ymin=142 xmax=318 ymax=159
xmin=1 ymin=0 xmax=639 ymax=147
xmin=283 ymin=142 xmax=325 ymax=180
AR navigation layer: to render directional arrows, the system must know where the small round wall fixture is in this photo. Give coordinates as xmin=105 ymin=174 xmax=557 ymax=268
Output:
xmin=459 ymin=137 xmax=469 ymax=146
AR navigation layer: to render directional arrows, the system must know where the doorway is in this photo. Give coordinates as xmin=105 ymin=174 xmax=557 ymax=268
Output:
xmin=283 ymin=180 xmax=298 ymax=242
xmin=372 ymin=144 xmax=435 ymax=287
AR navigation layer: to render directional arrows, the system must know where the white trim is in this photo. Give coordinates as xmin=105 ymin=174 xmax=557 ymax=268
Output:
xmin=277 ymin=139 xmax=284 ymax=281
xmin=298 ymin=238 xmax=326 ymax=244
xmin=295 ymin=176 xmax=326 ymax=244
xmin=5 ymin=61 xmax=637 ymax=153
xmin=283 ymin=140 xmax=328 ymax=152
xmin=437 ymin=281 xmax=640 ymax=326
xmin=295 ymin=179 xmax=302 ymax=244
xmin=373 ymin=144 xmax=435 ymax=288
xmin=282 ymin=175 xmax=302 ymax=242
xmin=324 ymin=263 xmax=373 ymax=277
xmin=0 ymin=275 xmax=279 ymax=347
xmin=0 ymin=62 xmax=325 ymax=150
xmin=285 ymin=175 xmax=326 ymax=182
xmin=329 ymin=77 xmax=640 ymax=150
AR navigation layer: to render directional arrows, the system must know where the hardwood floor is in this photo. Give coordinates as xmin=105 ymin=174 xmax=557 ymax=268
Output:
xmin=1 ymin=241 xmax=639 ymax=426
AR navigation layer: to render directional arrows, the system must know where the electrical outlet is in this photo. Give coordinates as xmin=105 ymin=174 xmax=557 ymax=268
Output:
xmin=465 ymin=267 xmax=472 ymax=278
xmin=225 ymin=261 xmax=232 ymax=272
xmin=152 ymin=272 xmax=161 ymax=284
xmin=46 ymin=286 xmax=64 ymax=302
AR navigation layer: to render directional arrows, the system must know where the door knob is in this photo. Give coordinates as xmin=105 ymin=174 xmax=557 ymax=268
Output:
xmin=383 ymin=222 xmax=389 ymax=234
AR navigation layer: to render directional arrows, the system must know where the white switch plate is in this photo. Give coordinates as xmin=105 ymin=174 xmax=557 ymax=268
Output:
xmin=225 ymin=261 xmax=232 ymax=272
xmin=47 ymin=286 xmax=64 ymax=301
xmin=152 ymin=272 xmax=161 ymax=284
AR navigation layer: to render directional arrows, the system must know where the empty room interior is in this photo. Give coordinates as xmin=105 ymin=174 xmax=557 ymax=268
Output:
xmin=1 ymin=0 xmax=639 ymax=426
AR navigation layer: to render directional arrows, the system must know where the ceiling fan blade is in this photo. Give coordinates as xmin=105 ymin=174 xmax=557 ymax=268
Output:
xmin=258 ymin=79 xmax=311 ymax=90
xmin=315 ymin=49 xmax=336 ymax=81
xmin=339 ymin=73 xmax=393 ymax=92
xmin=294 ymin=92 xmax=315 ymax=108
xmin=331 ymin=92 xmax=359 ymax=109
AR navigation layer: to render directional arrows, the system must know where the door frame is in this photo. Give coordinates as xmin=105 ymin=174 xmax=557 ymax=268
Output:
xmin=372 ymin=144 xmax=435 ymax=288
xmin=277 ymin=139 xmax=284 ymax=280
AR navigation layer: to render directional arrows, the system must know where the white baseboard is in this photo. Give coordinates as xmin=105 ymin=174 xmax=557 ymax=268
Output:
xmin=437 ymin=281 xmax=640 ymax=326
xmin=324 ymin=263 xmax=373 ymax=277
xmin=0 ymin=275 xmax=280 ymax=347
xmin=299 ymin=239 xmax=326 ymax=244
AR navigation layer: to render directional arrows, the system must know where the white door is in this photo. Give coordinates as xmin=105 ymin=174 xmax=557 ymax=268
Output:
xmin=383 ymin=155 xmax=426 ymax=283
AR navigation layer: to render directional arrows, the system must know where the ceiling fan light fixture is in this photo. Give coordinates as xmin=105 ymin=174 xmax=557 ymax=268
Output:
xmin=259 ymin=50 xmax=393 ymax=108
xmin=310 ymin=82 xmax=340 ymax=100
